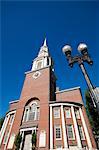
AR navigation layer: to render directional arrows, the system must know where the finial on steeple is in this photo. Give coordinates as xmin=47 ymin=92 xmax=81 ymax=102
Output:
xmin=43 ymin=38 xmax=47 ymax=47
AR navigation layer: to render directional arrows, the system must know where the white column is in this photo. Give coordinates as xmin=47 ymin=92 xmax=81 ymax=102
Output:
xmin=0 ymin=117 xmax=7 ymax=144
xmin=22 ymin=109 xmax=26 ymax=122
xmin=19 ymin=131 xmax=24 ymax=150
xmin=0 ymin=115 xmax=10 ymax=145
xmin=4 ymin=113 xmax=16 ymax=150
xmin=50 ymin=106 xmax=53 ymax=149
xmin=61 ymin=105 xmax=68 ymax=149
xmin=79 ymin=107 xmax=92 ymax=149
xmin=71 ymin=106 xmax=82 ymax=148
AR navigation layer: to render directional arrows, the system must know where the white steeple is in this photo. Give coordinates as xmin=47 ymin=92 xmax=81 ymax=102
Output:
xmin=38 ymin=38 xmax=49 ymax=57
xmin=31 ymin=38 xmax=52 ymax=71
xmin=44 ymin=38 xmax=47 ymax=47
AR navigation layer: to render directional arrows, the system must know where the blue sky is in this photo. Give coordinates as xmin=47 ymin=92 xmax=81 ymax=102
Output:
xmin=0 ymin=1 xmax=99 ymax=117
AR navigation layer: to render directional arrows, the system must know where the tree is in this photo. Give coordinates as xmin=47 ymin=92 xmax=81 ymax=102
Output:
xmin=31 ymin=131 xmax=37 ymax=150
xmin=85 ymin=90 xmax=99 ymax=135
xmin=0 ymin=117 xmax=4 ymax=130
xmin=14 ymin=132 xmax=22 ymax=150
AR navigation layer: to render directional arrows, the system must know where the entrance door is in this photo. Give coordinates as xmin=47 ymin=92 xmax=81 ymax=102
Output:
xmin=23 ymin=131 xmax=32 ymax=150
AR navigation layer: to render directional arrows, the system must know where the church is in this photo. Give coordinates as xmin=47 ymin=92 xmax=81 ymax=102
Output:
xmin=0 ymin=39 xmax=97 ymax=150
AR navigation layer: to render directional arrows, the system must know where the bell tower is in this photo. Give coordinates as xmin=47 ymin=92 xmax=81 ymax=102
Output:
xmin=0 ymin=39 xmax=56 ymax=150
xmin=8 ymin=39 xmax=56 ymax=150
xmin=31 ymin=38 xmax=52 ymax=71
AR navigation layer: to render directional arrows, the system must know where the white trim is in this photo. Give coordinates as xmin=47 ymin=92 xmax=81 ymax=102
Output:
xmin=23 ymin=108 xmax=28 ymax=122
xmin=50 ymin=106 xmax=53 ymax=149
xmin=19 ymin=131 xmax=24 ymax=150
xmin=79 ymin=108 xmax=92 ymax=149
xmin=0 ymin=116 xmax=10 ymax=145
xmin=4 ymin=113 xmax=16 ymax=150
xmin=61 ymin=105 xmax=68 ymax=148
xmin=32 ymin=71 xmax=41 ymax=79
xmin=9 ymin=100 xmax=19 ymax=104
xmin=6 ymin=110 xmax=16 ymax=116
xmin=50 ymin=103 xmax=81 ymax=108
xmin=3 ymin=132 xmax=9 ymax=144
xmin=19 ymin=127 xmax=36 ymax=150
xmin=20 ymin=127 xmax=36 ymax=132
xmin=25 ymin=65 xmax=50 ymax=74
xmin=28 ymin=101 xmax=38 ymax=107
xmin=71 ymin=106 xmax=82 ymax=148
xmin=7 ymin=133 xmax=16 ymax=149
xmin=55 ymin=87 xmax=80 ymax=94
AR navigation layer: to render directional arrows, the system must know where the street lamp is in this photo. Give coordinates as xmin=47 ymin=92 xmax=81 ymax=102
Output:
xmin=62 ymin=43 xmax=99 ymax=112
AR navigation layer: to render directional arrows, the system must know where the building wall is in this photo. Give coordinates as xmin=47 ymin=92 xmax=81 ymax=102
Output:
xmin=49 ymin=102 xmax=97 ymax=149
xmin=0 ymin=67 xmax=51 ymax=150
xmin=0 ymin=69 xmax=97 ymax=150
xmin=56 ymin=88 xmax=83 ymax=104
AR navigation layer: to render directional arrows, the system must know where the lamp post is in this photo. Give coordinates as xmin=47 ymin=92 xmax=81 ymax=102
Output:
xmin=62 ymin=43 xmax=99 ymax=112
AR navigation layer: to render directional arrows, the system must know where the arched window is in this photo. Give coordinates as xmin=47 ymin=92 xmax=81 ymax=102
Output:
xmin=23 ymin=101 xmax=40 ymax=122
xmin=29 ymin=103 xmax=37 ymax=121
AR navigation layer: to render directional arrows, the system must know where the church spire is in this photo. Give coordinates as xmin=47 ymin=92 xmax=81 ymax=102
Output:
xmin=43 ymin=38 xmax=47 ymax=47
xmin=38 ymin=38 xmax=49 ymax=57
xmin=31 ymin=38 xmax=52 ymax=71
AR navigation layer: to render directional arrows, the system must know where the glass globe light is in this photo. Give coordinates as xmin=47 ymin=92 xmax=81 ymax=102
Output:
xmin=62 ymin=45 xmax=72 ymax=54
xmin=78 ymin=43 xmax=88 ymax=54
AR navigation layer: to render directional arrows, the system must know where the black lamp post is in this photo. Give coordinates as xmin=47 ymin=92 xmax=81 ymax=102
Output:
xmin=62 ymin=43 xmax=99 ymax=112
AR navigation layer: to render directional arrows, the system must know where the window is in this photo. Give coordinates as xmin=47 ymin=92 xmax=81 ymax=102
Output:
xmin=3 ymin=132 xmax=9 ymax=144
xmin=67 ymin=125 xmax=75 ymax=140
xmin=37 ymin=61 xmax=43 ymax=69
xmin=65 ymin=108 xmax=71 ymax=118
xmin=24 ymin=109 xmax=28 ymax=122
xmin=75 ymin=109 xmax=80 ymax=119
xmin=9 ymin=114 xmax=14 ymax=124
xmin=54 ymin=108 xmax=60 ymax=118
xmin=55 ymin=125 xmax=62 ymax=140
xmin=29 ymin=104 xmax=37 ymax=121
xmin=23 ymin=102 xmax=40 ymax=122
xmin=78 ymin=126 xmax=85 ymax=140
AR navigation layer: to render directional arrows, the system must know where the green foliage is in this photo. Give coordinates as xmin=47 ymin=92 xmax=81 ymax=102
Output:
xmin=14 ymin=133 xmax=22 ymax=150
xmin=0 ymin=117 xmax=4 ymax=130
xmin=85 ymin=90 xmax=99 ymax=135
xmin=31 ymin=131 xmax=37 ymax=150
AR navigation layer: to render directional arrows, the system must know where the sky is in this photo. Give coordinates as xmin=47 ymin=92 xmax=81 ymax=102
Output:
xmin=0 ymin=1 xmax=99 ymax=118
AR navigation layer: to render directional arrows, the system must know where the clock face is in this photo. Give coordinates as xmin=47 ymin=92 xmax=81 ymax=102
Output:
xmin=32 ymin=71 xmax=41 ymax=79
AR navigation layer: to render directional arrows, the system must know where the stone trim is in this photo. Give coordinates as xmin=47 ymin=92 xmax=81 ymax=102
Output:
xmin=55 ymin=87 xmax=80 ymax=94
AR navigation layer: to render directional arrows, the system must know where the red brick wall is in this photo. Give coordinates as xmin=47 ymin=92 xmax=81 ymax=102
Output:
xmin=9 ymin=101 xmax=19 ymax=111
xmin=4 ymin=67 xmax=51 ymax=150
xmin=56 ymin=89 xmax=83 ymax=104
